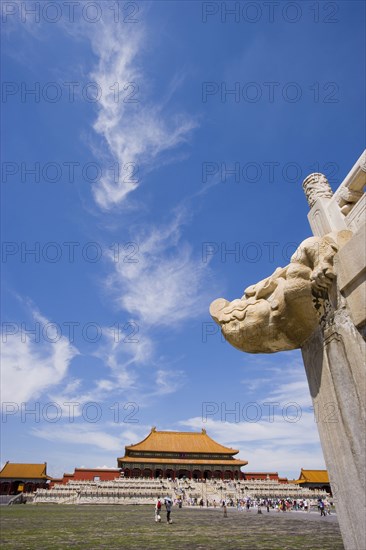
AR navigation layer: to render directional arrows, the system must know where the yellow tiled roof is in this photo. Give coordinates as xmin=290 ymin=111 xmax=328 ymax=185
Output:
xmin=0 ymin=462 xmax=49 ymax=479
xmin=120 ymin=456 xmax=248 ymax=466
xmin=124 ymin=428 xmax=240 ymax=455
xmin=297 ymin=469 xmax=329 ymax=483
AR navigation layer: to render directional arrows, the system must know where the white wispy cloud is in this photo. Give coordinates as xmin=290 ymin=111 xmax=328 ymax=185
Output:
xmin=86 ymin=17 xmax=197 ymax=209
xmin=119 ymin=424 xmax=156 ymax=447
xmin=47 ymin=377 xmax=122 ymax=418
xmin=267 ymin=367 xmax=311 ymax=409
xmin=30 ymin=423 xmax=155 ymax=476
xmin=181 ymin=410 xmax=320 ymax=447
xmin=92 ymin=337 xmax=187 ymax=404
xmin=1 ymin=308 xmax=79 ymax=404
xmin=46 ymin=329 xmax=150 ymax=415
xmin=99 ymin=327 xmax=154 ymax=371
xmin=266 ymin=379 xmax=313 ymax=409
xmin=154 ymin=369 xmax=186 ymax=396
xmin=47 ymin=325 xmax=187 ymax=414
xmin=107 ymin=211 xmax=215 ymax=328
xmin=32 ymin=423 xmax=122 ymax=452
xmin=82 ymin=12 xmax=209 ymax=390
xmin=240 ymin=352 xmax=312 ymax=408
xmin=238 ymin=445 xmax=325 ymax=477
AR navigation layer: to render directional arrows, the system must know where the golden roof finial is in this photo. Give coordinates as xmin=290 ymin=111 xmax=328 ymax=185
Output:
xmin=201 ymin=428 xmax=207 ymax=435
xmin=151 ymin=426 xmax=156 ymax=432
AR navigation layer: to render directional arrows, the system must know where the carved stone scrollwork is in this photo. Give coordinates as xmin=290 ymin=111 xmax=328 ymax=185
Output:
xmin=336 ymin=186 xmax=364 ymax=215
xmin=302 ymin=173 xmax=333 ymax=208
xmin=210 ymin=234 xmax=340 ymax=353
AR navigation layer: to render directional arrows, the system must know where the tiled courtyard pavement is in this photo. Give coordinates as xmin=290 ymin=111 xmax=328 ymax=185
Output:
xmin=0 ymin=505 xmax=344 ymax=549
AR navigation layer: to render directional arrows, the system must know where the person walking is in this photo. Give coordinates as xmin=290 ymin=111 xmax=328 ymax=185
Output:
xmin=319 ymin=499 xmax=326 ymax=517
xmin=165 ymin=497 xmax=173 ymax=524
xmin=155 ymin=496 xmax=162 ymax=522
xmin=223 ymin=499 xmax=228 ymax=517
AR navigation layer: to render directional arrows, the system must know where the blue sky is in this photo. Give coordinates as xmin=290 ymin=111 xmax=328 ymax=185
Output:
xmin=1 ymin=0 xmax=365 ymax=479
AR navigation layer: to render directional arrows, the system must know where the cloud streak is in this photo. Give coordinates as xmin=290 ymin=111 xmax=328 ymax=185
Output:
xmin=107 ymin=211 xmax=215 ymax=328
xmin=86 ymin=17 xmax=197 ymax=209
xmin=1 ymin=309 xmax=79 ymax=404
xmin=32 ymin=423 xmax=122 ymax=452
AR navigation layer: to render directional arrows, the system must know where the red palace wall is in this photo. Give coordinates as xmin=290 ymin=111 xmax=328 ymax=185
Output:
xmin=73 ymin=468 xmax=120 ymax=481
xmin=50 ymin=468 xmax=121 ymax=487
xmin=243 ymin=472 xmax=280 ymax=481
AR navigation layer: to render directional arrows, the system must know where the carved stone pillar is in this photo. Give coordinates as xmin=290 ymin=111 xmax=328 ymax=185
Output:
xmin=302 ymin=294 xmax=365 ymax=550
xmin=301 ymin=156 xmax=365 ymax=550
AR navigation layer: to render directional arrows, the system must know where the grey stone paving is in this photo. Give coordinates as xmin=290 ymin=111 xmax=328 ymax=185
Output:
xmin=0 ymin=504 xmax=344 ymax=549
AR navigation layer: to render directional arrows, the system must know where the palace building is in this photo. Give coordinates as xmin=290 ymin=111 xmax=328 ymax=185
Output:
xmin=0 ymin=462 xmax=50 ymax=495
xmin=292 ymin=469 xmax=331 ymax=493
xmin=117 ymin=427 xmax=248 ymax=480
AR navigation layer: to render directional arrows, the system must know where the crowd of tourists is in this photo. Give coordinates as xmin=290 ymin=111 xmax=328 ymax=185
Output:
xmin=233 ymin=497 xmax=333 ymax=515
xmin=155 ymin=496 xmax=334 ymax=519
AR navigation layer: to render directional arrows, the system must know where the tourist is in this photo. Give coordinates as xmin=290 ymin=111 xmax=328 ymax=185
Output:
xmin=155 ymin=496 xmax=162 ymax=523
xmin=165 ymin=497 xmax=173 ymax=524
xmin=223 ymin=499 xmax=228 ymax=517
xmin=319 ymin=498 xmax=326 ymax=517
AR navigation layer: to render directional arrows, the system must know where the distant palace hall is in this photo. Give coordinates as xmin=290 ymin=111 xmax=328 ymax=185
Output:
xmin=0 ymin=462 xmax=49 ymax=495
xmin=117 ymin=427 xmax=248 ymax=480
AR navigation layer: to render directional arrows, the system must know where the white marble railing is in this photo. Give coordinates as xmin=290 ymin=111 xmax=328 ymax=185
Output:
xmin=32 ymin=476 xmax=327 ymax=505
